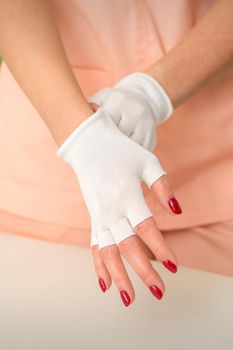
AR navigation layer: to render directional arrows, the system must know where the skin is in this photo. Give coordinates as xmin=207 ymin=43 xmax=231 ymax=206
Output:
xmin=0 ymin=0 xmax=233 ymax=306
xmin=144 ymin=0 xmax=233 ymax=108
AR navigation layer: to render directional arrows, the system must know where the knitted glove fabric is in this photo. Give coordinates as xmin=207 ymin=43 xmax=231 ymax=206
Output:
xmin=88 ymin=72 xmax=173 ymax=151
xmin=57 ymin=107 xmax=166 ymax=249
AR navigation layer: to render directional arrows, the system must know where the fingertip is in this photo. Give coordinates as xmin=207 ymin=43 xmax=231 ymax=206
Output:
xmin=151 ymin=175 xmax=183 ymax=215
xmin=98 ymin=274 xmax=113 ymax=293
xmin=162 ymin=259 xmax=178 ymax=273
xmin=98 ymin=277 xmax=107 ymax=292
xmin=168 ymin=197 xmax=182 ymax=215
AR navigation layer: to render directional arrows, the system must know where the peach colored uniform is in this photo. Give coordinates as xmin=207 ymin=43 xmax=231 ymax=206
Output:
xmin=0 ymin=0 xmax=233 ymax=276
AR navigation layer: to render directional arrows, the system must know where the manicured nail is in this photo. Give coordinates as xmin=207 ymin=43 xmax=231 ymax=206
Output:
xmin=98 ymin=278 xmax=106 ymax=293
xmin=149 ymin=285 xmax=163 ymax=300
xmin=168 ymin=197 xmax=182 ymax=214
xmin=163 ymin=259 xmax=177 ymax=273
xmin=120 ymin=290 xmax=131 ymax=307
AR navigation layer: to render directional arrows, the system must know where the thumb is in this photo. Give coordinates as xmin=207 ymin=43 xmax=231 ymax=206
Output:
xmin=151 ymin=174 xmax=183 ymax=215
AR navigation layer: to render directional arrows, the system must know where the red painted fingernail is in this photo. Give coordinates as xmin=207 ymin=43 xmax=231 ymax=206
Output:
xmin=163 ymin=259 xmax=177 ymax=273
xmin=168 ymin=197 xmax=182 ymax=214
xmin=149 ymin=285 xmax=163 ymax=300
xmin=120 ymin=290 xmax=131 ymax=307
xmin=98 ymin=278 xmax=106 ymax=293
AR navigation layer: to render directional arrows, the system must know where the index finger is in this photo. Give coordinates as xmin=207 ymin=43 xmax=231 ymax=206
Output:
xmin=135 ymin=216 xmax=178 ymax=273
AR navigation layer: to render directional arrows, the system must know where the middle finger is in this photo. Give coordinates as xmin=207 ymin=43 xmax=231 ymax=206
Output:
xmin=118 ymin=235 xmax=165 ymax=300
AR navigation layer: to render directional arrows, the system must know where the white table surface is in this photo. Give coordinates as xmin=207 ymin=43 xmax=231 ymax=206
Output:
xmin=0 ymin=231 xmax=232 ymax=350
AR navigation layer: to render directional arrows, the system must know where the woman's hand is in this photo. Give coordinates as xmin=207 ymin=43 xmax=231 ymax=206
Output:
xmin=89 ymin=102 xmax=181 ymax=307
xmin=89 ymin=72 xmax=173 ymax=151
xmin=57 ymin=107 xmax=182 ymax=307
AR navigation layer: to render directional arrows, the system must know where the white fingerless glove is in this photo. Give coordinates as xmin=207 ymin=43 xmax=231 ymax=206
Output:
xmin=88 ymin=72 xmax=173 ymax=151
xmin=57 ymin=107 xmax=166 ymax=249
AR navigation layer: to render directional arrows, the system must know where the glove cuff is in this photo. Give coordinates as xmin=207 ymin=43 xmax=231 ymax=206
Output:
xmin=114 ymin=72 xmax=174 ymax=124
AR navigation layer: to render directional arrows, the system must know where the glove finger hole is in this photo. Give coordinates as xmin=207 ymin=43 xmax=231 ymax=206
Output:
xmin=109 ymin=217 xmax=135 ymax=245
xmin=142 ymin=154 xmax=166 ymax=188
xmin=127 ymin=187 xmax=153 ymax=229
xmin=97 ymin=229 xmax=116 ymax=249
xmin=91 ymin=228 xmax=98 ymax=247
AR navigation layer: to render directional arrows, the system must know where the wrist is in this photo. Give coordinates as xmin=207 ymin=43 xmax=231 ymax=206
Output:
xmin=57 ymin=107 xmax=103 ymax=159
xmin=54 ymin=102 xmax=94 ymax=147
xmin=144 ymin=57 xmax=184 ymax=109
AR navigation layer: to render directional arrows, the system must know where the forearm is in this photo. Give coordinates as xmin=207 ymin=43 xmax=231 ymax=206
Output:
xmin=0 ymin=0 xmax=93 ymax=146
xmin=144 ymin=0 xmax=233 ymax=108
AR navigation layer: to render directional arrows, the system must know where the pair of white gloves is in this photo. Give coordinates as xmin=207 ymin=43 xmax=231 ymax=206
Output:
xmin=57 ymin=72 xmax=173 ymax=249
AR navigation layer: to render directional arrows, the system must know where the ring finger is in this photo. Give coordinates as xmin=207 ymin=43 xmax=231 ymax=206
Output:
xmin=99 ymin=243 xmax=135 ymax=307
